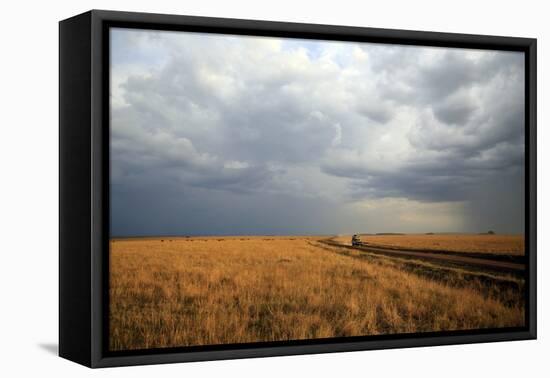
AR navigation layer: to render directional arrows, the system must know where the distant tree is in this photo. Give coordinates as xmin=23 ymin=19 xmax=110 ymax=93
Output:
xmin=487 ymin=230 xmax=495 ymax=235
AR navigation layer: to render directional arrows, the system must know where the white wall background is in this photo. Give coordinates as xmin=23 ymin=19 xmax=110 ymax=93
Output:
xmin=0 ymin=0 xmax=547 ymax=376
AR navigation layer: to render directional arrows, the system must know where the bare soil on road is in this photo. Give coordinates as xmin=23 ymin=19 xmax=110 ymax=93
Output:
xmin=326 ymin=237 xmax=525 ymax=273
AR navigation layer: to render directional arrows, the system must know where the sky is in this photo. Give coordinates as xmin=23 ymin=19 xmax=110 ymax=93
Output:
xmin=110 ymin=28 xmax=525 ymax=237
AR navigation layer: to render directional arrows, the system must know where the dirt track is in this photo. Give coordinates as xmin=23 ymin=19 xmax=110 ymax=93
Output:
xmin=325 ymin=238 xmax=525 ymax=273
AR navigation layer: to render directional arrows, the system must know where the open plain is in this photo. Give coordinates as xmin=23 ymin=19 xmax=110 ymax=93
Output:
xmin=110 ymin=235 xmax=525 ymax=351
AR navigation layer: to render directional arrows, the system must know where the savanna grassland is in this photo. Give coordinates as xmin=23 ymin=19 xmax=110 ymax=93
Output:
xmin=350 ymin=234 xmax=525 ymax=255
xmin=109 ymin=236 xmax=525 ymax=351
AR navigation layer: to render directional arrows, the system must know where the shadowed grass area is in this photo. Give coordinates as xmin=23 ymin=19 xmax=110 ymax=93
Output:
xmin=109 ymin=237 xmax=524 ymax=351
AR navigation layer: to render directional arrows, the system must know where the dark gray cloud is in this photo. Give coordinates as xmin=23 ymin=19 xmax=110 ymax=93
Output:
xmin=110 ymin=29 xmax=525 ymax=236
xmin=432 ymin=95 xmax=477 ymax=125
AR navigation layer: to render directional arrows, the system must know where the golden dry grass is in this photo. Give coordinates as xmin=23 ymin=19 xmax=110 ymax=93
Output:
xmin=345 ymin=234 xmax=525 ymax=255
xmin=109 ymin=236 xmax=524 ymax=350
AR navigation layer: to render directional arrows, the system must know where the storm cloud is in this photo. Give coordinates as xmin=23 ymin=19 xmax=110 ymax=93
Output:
xmin=110 ymin=28 xmax=525 ymax=236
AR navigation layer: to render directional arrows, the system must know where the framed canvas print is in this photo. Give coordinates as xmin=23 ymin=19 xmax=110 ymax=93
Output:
xmin=59 ymin=10 xmax=537 ymax=368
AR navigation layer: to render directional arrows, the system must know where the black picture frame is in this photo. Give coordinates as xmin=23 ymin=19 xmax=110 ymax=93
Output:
xmin=59 ymin=9 xmax=537 ymax=368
